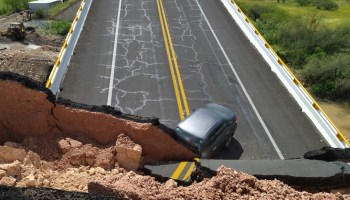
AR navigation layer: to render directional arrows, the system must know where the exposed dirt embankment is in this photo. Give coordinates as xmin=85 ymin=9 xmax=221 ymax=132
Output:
xmin=0 ymin=72 xmax=196 ymax=162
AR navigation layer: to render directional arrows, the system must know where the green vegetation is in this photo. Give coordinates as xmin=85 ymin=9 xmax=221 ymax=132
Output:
xmin=0 ymin=0 xmax=29 ymax=15
xmin=47 ymin=0 xmax=79 ymax=18
xmin=236 ymin=0 xmax=350 ymax=100
xmin=34 ymin=8 xmax=45 ymax=19
xmin=45 ymin=20 xmax=71 ymax=35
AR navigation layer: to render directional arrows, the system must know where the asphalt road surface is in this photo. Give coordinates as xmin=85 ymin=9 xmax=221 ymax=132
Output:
xmin=59 ymin=0 xmax=327 ymax=159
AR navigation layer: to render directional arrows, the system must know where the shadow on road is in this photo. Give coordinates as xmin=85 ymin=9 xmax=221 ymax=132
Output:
xmin=214 ymin=138 xmax=243 ymax=160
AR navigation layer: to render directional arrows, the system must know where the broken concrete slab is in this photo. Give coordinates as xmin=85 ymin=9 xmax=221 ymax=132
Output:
xmin=304 ymin=146 xmax=350 ymax=162
xmin=144 ymin=159 xmax=350 ymax=188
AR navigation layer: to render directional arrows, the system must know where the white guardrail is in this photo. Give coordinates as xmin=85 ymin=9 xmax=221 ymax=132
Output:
xmin=221 ymin=0 xmax=349 ymax=148
xmin=45 ymin=0 xmax=92 ymax=94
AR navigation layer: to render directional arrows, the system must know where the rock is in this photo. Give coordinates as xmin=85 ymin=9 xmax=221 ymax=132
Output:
xmin=0 ymin=176 xmax=16 ymax=186
xmin=69 ymin=152 xmax=86 ymax=166
xmin=0 ymin=161 xmax=21 ymax=178
xmin=88 ymin=168 xmax=95 ymax=176
xmin=126 ymin=171 xmax=136 ymax=178
xmin=37 ymin=176 xmax=44 ymax=187
xmin=85 ymin=150 xmax=95 ymax=166
xmin=58 ymin=139 xmax=71 ymax=153
xmin=25 ymin=174 xmax=36 ymax=187
xmin=165 ymin=179 xmax=177 ymax=188
xmin=126 ymin=145 xmax=142 ymax=161
xmin=67 ymin=138 xmax=83 ymax=148
xmin=0 ymin=169 xmax=7 ymax=179
xmin=111 ymin=169 xmax=119 ymax=175
xmin=95 ymin=151 xmax=114 ymax=170
xmin=95 ymin=167 xmax=106 ymax=175
xmin=115 ymin=134 xmax=142 ymax=171
xmin=26 ymin=151 xmax=41 ymax=168
xmin=3 ymin=142 xmax=22 ymax=149
xmin=43 ymin=179 xmax=50 ymax=187
xmin=0 ymin=146 xmax=26 ymax=163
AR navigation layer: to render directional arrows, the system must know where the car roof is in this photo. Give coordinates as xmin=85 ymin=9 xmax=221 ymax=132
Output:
xmin=177 ymin=103 xmax=235 ymax=139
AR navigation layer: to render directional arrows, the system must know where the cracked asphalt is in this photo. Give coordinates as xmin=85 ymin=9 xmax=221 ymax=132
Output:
xmin=59 ymin=0 xmax=327 ymax=159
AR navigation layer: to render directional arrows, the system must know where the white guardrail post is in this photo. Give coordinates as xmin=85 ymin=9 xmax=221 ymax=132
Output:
xmin=221 ymin=0 xmax=349 ymax=148
xmin=45 ymin=0 xmax=92 ymax=94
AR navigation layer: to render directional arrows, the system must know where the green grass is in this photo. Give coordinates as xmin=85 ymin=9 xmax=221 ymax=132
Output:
xmin=48 ymin=0 xmax=79 ymax=18
xmin=236 ymin=0 xmax=350 ymax=28
xmin=0 ymin=0 xmax=5 ymax=9
xmin=0 ymin=0 xmax=11 ymax=15
xmin=45 ymin=20 xmax=71 ymax=35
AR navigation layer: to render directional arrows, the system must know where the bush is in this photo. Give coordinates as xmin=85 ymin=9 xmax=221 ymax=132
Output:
xmin=302 ymin=54 xmax=350 ymax=99
xmin=314 ymin=0 xmax=338 ymax=10
xmin=46 ymin=20 xmax=71 ymax=35
xmin=35 ymin=9 xmax=45 ymax=19
xmin=248 ymin=5 xmax=272 ymax=21
xmin=295 ymin=0 xmax=313 ymax=6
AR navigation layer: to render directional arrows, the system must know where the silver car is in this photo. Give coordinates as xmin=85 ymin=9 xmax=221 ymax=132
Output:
xmin=174 ymin=103 xmax=238 ymax=158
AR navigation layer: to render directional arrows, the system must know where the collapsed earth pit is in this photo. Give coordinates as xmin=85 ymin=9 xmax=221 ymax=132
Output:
xmin=0 ymin=72 xmax=197 ymax=163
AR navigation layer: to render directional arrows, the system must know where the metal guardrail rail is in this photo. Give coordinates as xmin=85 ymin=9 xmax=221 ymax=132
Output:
xmin=221 ymin=0 xmax=349 ymax=148
xmin=45 ymin=0 xmax=92 ymax=94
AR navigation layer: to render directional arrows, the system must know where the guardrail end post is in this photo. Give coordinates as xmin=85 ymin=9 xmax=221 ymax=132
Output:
xmin=45 ymin=82 xmax=51 ymax=88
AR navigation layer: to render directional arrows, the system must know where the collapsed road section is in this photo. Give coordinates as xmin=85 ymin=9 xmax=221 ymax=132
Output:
xmin=0 ymin=72 xmax=350 ymax=199
xmin=0 ymin=72 xmax=197 ymax=162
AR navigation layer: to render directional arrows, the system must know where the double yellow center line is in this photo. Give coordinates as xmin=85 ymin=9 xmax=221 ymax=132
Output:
xmin=157 ymin=0 xmax=198 ymax=181
xmin=156 ymin=0 xmax=190 ymax=120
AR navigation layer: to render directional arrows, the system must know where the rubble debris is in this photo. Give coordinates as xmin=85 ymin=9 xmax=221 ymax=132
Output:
xmin=88 ymin=166 xmax=350 ymax=199
xmin=115 ymin=134 xmax=142 ymax=171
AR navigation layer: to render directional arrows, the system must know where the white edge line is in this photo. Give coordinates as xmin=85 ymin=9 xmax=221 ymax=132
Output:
xmin=107 ymin=0 xmax=122 ymax=106
xmin=195 ymin=0 xmax=285 ymax=159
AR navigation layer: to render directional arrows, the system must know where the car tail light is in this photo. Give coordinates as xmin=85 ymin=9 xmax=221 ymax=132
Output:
xmin=234 ymin=116 xmax=238 ymax=124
